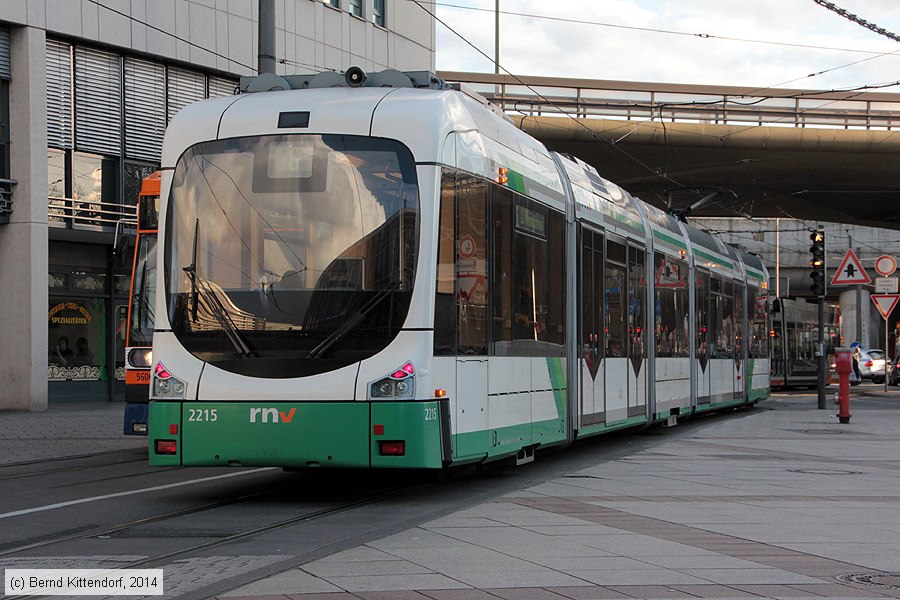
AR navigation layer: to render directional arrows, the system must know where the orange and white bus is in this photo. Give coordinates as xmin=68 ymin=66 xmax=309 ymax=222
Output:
xmin=123 ymin=171 xmax=160 ymax=434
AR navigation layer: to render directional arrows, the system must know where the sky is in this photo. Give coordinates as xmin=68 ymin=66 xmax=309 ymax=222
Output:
xmin=427 ymin=0 xmax=900 ymax=92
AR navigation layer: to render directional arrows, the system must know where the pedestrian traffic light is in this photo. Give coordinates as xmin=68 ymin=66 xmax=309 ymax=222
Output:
xmin=809 ymin=229 xmax=826 ymax=297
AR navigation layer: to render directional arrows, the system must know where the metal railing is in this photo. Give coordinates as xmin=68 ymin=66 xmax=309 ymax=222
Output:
xmin=439 ymin=71 xmax=900 ymax=130
xmin=49 ymin=196 xmax=138 ymax=229
xmin=0 ymin=177 xmax=16 ymax=224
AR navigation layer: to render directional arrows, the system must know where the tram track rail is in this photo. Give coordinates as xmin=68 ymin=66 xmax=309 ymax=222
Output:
xmin=0 ymin=476 xmax=287 ymax=557
xmin=0 ymin=474 xmax=435 ymax=600
xmin=0 ymin=448 xmax=149 ymax=481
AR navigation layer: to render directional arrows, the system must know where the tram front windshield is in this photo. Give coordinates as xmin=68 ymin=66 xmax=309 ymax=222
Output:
xmin=166 ymin=134 xmax=420 ymax=377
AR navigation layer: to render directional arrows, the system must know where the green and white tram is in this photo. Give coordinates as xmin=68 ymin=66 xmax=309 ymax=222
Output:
xmin=148 ymin=69 xmax=769 ymax=469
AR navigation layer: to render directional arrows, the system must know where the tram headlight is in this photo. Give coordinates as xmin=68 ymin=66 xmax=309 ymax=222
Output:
xmin=151 ymin=362 xmax=187 ymax=399
xmin=368 ymin=362 xmax=416 ymax=400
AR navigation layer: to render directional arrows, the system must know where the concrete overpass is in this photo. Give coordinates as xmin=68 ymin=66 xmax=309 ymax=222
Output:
xmin=439 ymin=72 xmax=900 ymax=230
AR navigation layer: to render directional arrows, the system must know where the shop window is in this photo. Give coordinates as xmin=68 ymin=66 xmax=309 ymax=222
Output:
xmin=71 ymin=271 xmax=108 ymax=293
xmin=48 ymin=298 xmax=108 ymax=381
xmin=115 ymin=304 xmax=127 ymax=381
xmin=49 ymin=272 xmax=68 ymax=293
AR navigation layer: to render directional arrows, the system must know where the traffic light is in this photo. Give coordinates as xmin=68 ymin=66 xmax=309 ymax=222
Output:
xmin=809 ymin=228 xmax=826 ymax=297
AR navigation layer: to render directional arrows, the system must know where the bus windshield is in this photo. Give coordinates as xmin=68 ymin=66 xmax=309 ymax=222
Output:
xmin=165 ymin=134 xmax=420 ymax=377
xmin=129 ymin=233 xmax=158 ymax=346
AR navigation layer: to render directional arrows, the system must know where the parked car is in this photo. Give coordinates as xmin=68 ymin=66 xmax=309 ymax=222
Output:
xmin=858 ymin=348 xmax=887 ymax=383
xmin=888 ymin=357 xmax=900 ymax=386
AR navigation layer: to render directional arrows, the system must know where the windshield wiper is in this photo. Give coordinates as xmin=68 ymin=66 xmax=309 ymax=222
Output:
xmin=306 ymin=284 xmax=397 ymax=360
xmin=183 ymin=220 xmax=255 ymax=358
xmin=136 ymin=260 xmax=147 ymax=334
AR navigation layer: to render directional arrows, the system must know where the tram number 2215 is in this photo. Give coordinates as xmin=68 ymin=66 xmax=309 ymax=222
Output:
xmin=424 ymin=407 xmax=438 ymax=421
xmin=188 ymin=408 xmax=218 ymax=422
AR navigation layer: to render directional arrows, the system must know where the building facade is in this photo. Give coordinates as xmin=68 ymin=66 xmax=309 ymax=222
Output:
xmin=0 ymin=0 xmax=435 ymax=410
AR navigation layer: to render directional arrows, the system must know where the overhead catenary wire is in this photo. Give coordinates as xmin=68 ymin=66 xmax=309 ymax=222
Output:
xmin=812 ymin=0 xmax=900 ymax=43
xmin=421 ymin=0 xmax=900 ymax=57
xmin=408 ymin=0 xmax=692 ymax=200
xmin=424 ymin=1 xmax=900 ymax=219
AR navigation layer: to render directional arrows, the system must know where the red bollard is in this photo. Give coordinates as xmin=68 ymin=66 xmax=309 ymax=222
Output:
xmin=834 ymin=348 xmax=853 ymax=424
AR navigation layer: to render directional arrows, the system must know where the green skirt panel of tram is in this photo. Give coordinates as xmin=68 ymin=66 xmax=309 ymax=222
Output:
xmin=148 ymin=400 xmax=448 ymax=469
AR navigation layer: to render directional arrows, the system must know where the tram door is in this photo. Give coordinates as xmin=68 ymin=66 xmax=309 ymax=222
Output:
xmin=626 ymin=244 xmax=648 ymax=417
xmin=579 ymin=228 xmax=605 ymax=426
xmin=456 ymin=358 xmax=488 ymax=458
xmin=695 ymin=270 xmax=711 ymax=404
xmin=604 ymin=238 xmax=629 ymax=423
xmin=452 ymin=175 xmax=490 ymax=458
xmin=734 ymin=282 xmax=745 ymax=400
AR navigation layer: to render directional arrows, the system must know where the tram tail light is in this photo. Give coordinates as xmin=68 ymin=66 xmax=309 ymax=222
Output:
xmin=155 ymin=439 xmax=177 ymax=455
xmin=152 ymin=362 xmax=187 ymax=399
xmin=378 ymin=440 xmax=405 ymax=456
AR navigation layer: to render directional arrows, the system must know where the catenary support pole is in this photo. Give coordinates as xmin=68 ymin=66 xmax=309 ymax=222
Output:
xmin=818 ymin=296 xmax=826 ymax=409
xmin=258 ymin=0 xmax=276 ymax=75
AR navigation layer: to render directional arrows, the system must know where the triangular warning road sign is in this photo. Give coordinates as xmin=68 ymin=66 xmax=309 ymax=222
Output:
xmin=871 ymin=294 xmax=900 ymax=319
xmin=831 ymin=249 xmax=871 ymax=285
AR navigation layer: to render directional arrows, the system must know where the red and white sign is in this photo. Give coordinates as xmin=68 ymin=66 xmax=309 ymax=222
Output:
xmin=655 ymin=257 xmax=686 ymax=289
xmin=874 ymin=255 xmax=897 ymax=277
xmin=871 ymin=294 xmax=900 ymax=320
xmin=459 ymin=235 xmax=477 ymax=260
xmin=831 ymin=249 xmax=871 ymax=285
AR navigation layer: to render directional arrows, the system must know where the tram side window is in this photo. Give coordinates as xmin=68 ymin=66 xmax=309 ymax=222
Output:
xmin=546 ymin=210 xmax=565 ymax=348
xmin=654 ymin=253 xmax=689 ymax=358
xmin=696 ymin=270 xmax=709 ymax=362
xmin=489 ymin=188 xmax=563 ymax=357
xmin=733 ymin=282 xmax=744 ymax=359
xmin=456 ymin=175 xmax=488 ymax=354
xmin=582 ymin=230 xmax=604 ymax=364
xmin=512 ymin=203 xmax=548 ymax=343
xmin=717 ymin=281 xmax=734 ymax=358
xmin=707 ymin=276 xmax=733 ymax=358
xmin=628 ymin=246 xmax=645 ymax=360
xmin=748 ymin=286 xmax=769 ymax=358
xmin=490 ymin=186 xmax=513 ymax=347
xmin=434 ymin=170 xmax=456 ymax=355
xmin=605 ymin=240 xmax=627 ymax=358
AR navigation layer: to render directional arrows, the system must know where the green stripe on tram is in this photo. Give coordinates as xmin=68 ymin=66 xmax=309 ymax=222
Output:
xmin=653 ymin=229 xmax=687 ymax=250
xmin=693 ymin=248 xmax=734 ymax=270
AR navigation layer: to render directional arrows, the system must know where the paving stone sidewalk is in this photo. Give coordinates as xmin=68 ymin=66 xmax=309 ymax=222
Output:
xmin=220 ymin=393 xmax=900 ymax=600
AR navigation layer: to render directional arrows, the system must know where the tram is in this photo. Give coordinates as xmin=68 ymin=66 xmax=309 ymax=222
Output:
xmin=769 ymin=296 xmax=838 ymax=389
xmin=148 ymin=69 xmax=769 ymax=468
xmin=123 ymin=172 xmax=161 ymax=435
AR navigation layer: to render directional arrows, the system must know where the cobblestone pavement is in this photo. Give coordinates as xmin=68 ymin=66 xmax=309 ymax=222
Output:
xmin=218 ymin=393 xmax=900 ymax=600
xmin=0 ymin=402 xmax=145 ymax=465
xmin=3 ymin=393 xmax=900 ymax=599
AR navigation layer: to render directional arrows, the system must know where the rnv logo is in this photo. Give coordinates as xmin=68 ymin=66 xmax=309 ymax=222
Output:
xmin=249 ymin=407 xmax=297 ymax=423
